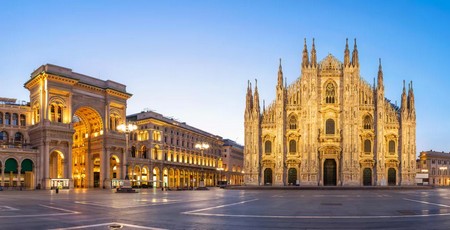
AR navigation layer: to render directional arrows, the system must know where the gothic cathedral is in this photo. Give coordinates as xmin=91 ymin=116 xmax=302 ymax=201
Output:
xmin=244 ymin=39 xmax=416 ymax=186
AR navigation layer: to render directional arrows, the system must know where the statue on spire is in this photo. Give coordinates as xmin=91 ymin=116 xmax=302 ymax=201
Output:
xmin=311 ymin=38 xmax=317 ymax=67
xmin=351 ymin=38 xmax=359 ymax=67
xmin=344 ymin=38 xmax=350 ymax=66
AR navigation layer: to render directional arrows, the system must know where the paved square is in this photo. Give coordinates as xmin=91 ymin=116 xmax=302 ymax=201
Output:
xmin=1 ymin=188 xmax=450 ymax=229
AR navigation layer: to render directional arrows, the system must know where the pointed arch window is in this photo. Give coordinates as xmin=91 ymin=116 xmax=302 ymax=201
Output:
xmin=264 ymin=140 xmax=272 ymax=154
xmin=289 ymin=140 xmax=297 ymax=153
xmin=325 ymin=119 xmax=335 ymax=135
xmin=364 ymin=139 xmax=371 ymax=153
xmin=388 ymin=140 xmax=396 ymax=154
xmin=325 ymin=83 xmax=336 ymax=103
xmin=363 ymin=115 xmax=372 ymax=129
xmin=289 ymin=116 xmax=297 ymax=130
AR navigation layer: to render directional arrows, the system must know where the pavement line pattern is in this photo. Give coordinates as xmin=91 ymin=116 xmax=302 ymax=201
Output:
xmin=403 ymin=198 xmax=450 ymax=208
xmin=182 ymin=199 xmax=259 ymax=214
xmin=0 ymin=205 xmax=79 ymax=218
xmin=49 ymin=222 xmax=167 ymax=230
xmin=183 ymin=199 xmax=450 ymax=219
xmin=0 ymin=206 xmax=19 ymax=211
xmin=75 ymin=198 xmax=216 ymax=209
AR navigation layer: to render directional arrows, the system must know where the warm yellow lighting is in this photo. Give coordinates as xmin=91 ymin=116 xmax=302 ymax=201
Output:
xmin=117 ymin=123 xmax=137 ymax=133
xmin=100 ymin=130 xmax=103 ymax=135
xmin=113 ymin=166 xmax=117 ymax=170
xmin=195 ymin=142 xmax=210 ymax=150
xmin=85 ymin=133 xmax=88 ymax=138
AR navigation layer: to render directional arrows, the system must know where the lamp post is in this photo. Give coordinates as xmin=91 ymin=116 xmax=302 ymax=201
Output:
xmin=117 ymin=123 xmax=137 ymax=182
xmin=195 ymin=142 xmax=209 ymax=189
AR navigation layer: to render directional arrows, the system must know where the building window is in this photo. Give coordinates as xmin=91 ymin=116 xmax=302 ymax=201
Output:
xmin=14 ymin=132 xmax=23 ymax=143
xmin=0 ymin=112 xmax=3 ymax=124
xmin=289 ymin=116 xmax=297 ymax=130
xmin=289 ymin=140 xmax=296 ymax=153
xmin=5 ymin=113 xmax=10 ymax=125
xmin=363 ymin=115 xmax=372 ymax=129
xmin=264 ymin=140 xmax=272 ymax=154
xmin=325 ymin=82 xmax=336 ymax=103
xmin=388 ymin=140 xmax=395 ymax=154
xmin=364 ymin=140 xmax=371 ymax=153
xmin=12 ymin=113 xmax=18 ymax=126
xmin=325 ymin=119 xmax=335 ymax=135
xmin=0 ymin=131 xmax=7 ymax=143
xmin=20 ymin=114 xmax=26 ymax=126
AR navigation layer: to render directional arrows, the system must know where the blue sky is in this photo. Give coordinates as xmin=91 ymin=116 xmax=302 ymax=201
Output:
xmin=0 ymin=0 xmax=449 ymax=155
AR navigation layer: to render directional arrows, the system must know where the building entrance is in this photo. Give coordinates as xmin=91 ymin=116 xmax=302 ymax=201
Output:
xmin=363 ymin=168 xmax=372 ymax=186
xmin=264 ymin=168 xmax=272 ymax=185
xmin=323 ymin=159 xmax=336 ymax=186
xmin=388 ymin=168 xmax=396 ymax=186
xmin=288 ymin=168 xmax=297 ymax=185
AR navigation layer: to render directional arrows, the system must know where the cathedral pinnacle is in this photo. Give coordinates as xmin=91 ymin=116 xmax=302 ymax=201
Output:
xmin=351 ymin=38 xmax=359 ymax=67
xmin=311 ymin=38 xmax=317 ymax=67
xmin=344 ymin=38 xmax=350 ymax=67
xmin=302 ymin=38 xmax=309 ymax=68
xmin=278 ymin=58 xmax=284 ymax=87
xmin=377 ymin=58 xmax=384 ymax=89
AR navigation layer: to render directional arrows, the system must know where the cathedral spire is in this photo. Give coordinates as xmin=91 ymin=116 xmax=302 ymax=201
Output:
xmin=401 ymin=80 xmax=407 ymax=113
xmin=245 ymin=80 xmax=253 ymax=112
xmin=377 ymin=58 xmax=384 ymax=90
xmin=278 ymin=58 xmax=284 ymax=88
xmin=408 ymin=81 xmax=415 ymax=113
xmin=310 ymin=38 xmax=317 ymax=67
xmin=344 ymin=38 xmax=350 ymax=67
xmin=302 ymin=38 xmax=309 ymax=68
xmin=351 ymin=38 xmax=359 ymax=67
xmin=253 ymin=79 xmax=260 ymax=113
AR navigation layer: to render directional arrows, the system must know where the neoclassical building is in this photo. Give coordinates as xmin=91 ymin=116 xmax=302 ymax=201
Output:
xmin=0 ymin=64 xmax=243 ymax=190
xmin=244 ymin=39 xmax=416 ymax=186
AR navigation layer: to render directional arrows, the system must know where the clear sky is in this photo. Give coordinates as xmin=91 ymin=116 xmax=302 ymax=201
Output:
xmin=1 ymin=0 xmax=449 ymax=155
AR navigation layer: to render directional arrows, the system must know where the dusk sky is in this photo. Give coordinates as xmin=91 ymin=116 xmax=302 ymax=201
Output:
xmin=1 ymin=0 xmax=449 ymax=155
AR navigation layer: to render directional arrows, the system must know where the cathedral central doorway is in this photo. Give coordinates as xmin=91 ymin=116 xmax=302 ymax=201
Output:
xmin=264 ymin=168 xmax=272 ymax=185
xmin=323 ymin=159 xmax=336 ymax=186
xmin=363 ymin=168 xmax=372 ymax=186
xmin=388 ymin=168 xmax=396 ymax=186
xmin=288 ymin=168 xmax=297 ymax=185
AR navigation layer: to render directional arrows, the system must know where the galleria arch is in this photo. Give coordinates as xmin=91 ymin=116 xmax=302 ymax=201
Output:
xmin=25 ymin=64 xmax=131 ymax=189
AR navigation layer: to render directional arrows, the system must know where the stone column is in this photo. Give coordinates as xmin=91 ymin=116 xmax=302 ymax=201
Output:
xmin=1 ymin=165 xmax=4 ymax=186
xmin=43 ymin=140 xmax=50 ymax=189
xmin=104 ymin=148 xmax=111 ymax=189
xmin=100 ymin=146 xmax=105 ymax=188
xmin=17 ymin=166 xmax=21 ymax=187
xmin=67 ymin=141 xmax=73 ymax=189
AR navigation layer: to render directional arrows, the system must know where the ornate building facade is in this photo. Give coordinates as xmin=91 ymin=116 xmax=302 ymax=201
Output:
xmin=1 ymin=64 xmax=243 ymax=190
xmin=244 ymin=39 xmax=416 ymax=186
xmin=125 ymin=110 xmax=227 ymax=189
xmin=417 ymin=150 xmax=450 ymax=186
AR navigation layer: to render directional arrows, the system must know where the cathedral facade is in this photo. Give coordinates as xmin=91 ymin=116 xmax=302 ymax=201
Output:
xmin=244 ymin=39 xmax=416 ymax=186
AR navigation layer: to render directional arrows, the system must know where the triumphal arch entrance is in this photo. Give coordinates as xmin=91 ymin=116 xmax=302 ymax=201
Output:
xmin=25 ymin=64 xmax=131 ymax=189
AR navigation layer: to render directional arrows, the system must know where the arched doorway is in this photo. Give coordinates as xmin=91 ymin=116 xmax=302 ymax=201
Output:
xmin=110 ymin=155 xmax=120 ymax=180
xmin=153 ymin=167 xmax=160 ymax=188
xmin=264 ymin=168 xmax=272 ymax=185
xmin=288 ymin=168 xmax=297 ymax=185
xmin=323 ymin=159 xmax=337 ymax=186
xmin=133 ymin=165 xmax=141 ymax=187
xmin=72 ymin=106 xmax=104 ymax=188
xmin=363 ymin=168 xmax=372 ymax=186
xmin=49 ymin=151 xmax=64 ymax=179
xmin=142 ymin=166 xmax=149 ymax=187
xmin=5 ymin=158 xmax=18 ymax=187
xmin=388 ymin=168 xmax=396 ymax=186
xmin=21 ymin=159 xmax=34 ymax=189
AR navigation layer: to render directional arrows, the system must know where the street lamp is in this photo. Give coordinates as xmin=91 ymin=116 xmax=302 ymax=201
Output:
xmin=117 ymin=123 xmax=137 ymax=181
xmin=195 ymin=142 xmax=209 ymax=189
